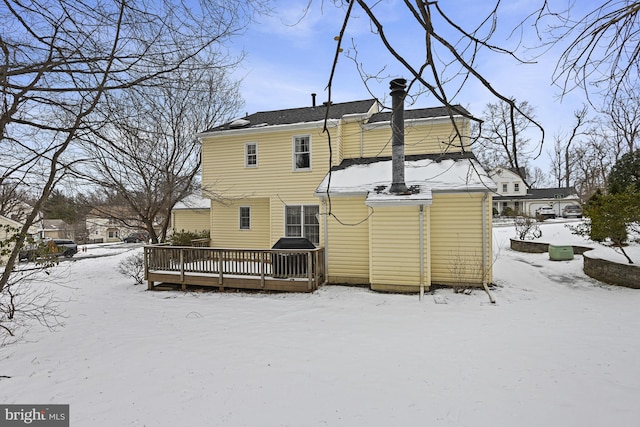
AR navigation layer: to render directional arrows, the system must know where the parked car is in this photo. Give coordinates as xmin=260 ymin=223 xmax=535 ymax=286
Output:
xmin=123 ymin=232 xmax=149 ymax=243
xmin=562 ymin=204 xmax=583 ymax=218
xmin=535 ymin=205 xmax=556 ymax=220
xmin=19 ymin=238 xmax=78 ymax=261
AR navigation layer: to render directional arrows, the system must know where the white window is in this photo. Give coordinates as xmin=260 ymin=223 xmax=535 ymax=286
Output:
xmin=502 ymin=183 xmax=508 ymax=193
xmin=245 ymin=143 xmax=257 ymax=168
xmin=239 ymin=206 xmax=251 ymax=230
xmin=293 ymin=136 xmax=311 ymax=170
xmin=514 ymin=183 xmax=520 ymax=192
xmin=285 ymin=205 xmax=319 ymax=245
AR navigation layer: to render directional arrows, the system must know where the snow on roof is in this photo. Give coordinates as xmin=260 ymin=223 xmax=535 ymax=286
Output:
xmin=173 ymin=194 xmax=210 ymax=210
xmin=315 ymin=156 xmax=496 ymax=205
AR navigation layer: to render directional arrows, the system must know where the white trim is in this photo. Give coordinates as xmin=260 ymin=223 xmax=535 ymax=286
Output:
xmin=292 ymin=134 xmax=312 ymax=172
xmin=239 ymin=206 xmax=251 ymax=230
xmin=197 ymin=119 xmax=340 ymax=138
xmin=361 ymin=115 xmax=466 ymax=130
xmin=244 ymin=142 xmax=258 ymax=168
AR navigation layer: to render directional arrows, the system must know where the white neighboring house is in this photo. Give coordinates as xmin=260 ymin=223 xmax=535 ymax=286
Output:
xmin=489 ymin=167 xmax=580 ymax=217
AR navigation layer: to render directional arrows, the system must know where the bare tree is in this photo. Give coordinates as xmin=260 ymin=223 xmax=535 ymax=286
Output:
xmin=602 ymin=81 xmax=640 ymax=158
xmin=473 ymin=100 xmax=537 ymax=184
xmin=0 ymin=0 xmax=265 ymax=337
xmin=548 ymin=105 xmax=590 ymax=187
xmin=539 ymin=1 xmax=640 ymax=106
xmin=572 ymin=135 xmax=614 ymax=201
xmin=0 ymin=183 xmax=31 ymax=223
xmin=77 ymin=63 xmax=241 ymax=242
xmin=328 ymin=1 xmax=545 ymax=156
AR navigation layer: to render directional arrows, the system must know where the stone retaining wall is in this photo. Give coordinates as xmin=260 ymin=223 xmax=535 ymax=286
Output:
xmin=583 ymin=255 xmax=640 ymax=289
xmin=510 ymin=238 xmax=638 ymax=289
xmin=509 ymin=239 xmax=592 ymax=255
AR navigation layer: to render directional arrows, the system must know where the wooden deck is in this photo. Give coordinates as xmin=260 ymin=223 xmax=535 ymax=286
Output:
xmin=144 ymin=245 xmax=326 ymax=292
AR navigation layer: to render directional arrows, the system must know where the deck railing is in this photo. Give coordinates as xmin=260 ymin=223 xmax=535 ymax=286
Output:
xmin=144 ymin=245 xmax=325 ymax=291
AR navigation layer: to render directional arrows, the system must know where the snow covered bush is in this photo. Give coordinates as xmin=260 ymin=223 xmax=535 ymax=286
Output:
xmin=117 ymin=253 xmax=145 ymax=285
xmin=514 ymin=215 xmax=542 ymax=240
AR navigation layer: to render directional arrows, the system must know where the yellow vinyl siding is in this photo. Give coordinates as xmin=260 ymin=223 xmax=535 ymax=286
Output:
xmin=369 ymin=205 xmax=428 ymax=292
xmin=323 ymin=196 xmax=370 ymax=284
xmin=172 ymin=209 xmax=210 ymax=233
xmin=202 ymin=126 xmax=336 ymax=198
xmin=345 ymin=119 xmax=470 ymax=158
xmin=430 ymin=192 xmax=491 ymax=286
xmin=211 ymin=198 xmax=270 ymax=249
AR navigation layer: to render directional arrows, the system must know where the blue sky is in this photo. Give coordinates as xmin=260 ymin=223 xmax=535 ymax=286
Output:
xmin=230 ymin=0 xmax=600 ymax=170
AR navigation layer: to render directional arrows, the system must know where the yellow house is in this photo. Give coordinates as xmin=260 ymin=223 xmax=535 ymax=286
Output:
xmin=171 ymin=194 xmax=211 ymax=234
xmin=198 ymin=81 xmax=496 ymax=293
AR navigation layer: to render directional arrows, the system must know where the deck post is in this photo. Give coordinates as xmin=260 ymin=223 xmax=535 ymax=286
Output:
xmin=260 ymin=251 xmax=265 ymax=288
xmin=307 ymin=251 xmax=313 ymax=290
xmin=180 ymin=249 xmax=186 ymax=291
xmin=218 ymin=251 xmax=224 ymax=290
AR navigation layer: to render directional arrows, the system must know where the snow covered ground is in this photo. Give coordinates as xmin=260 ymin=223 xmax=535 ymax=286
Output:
xmin=1 ymin=221 xmax=639 ymax=426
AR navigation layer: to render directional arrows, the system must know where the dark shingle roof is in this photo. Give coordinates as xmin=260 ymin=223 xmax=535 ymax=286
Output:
xmin=206 ymin=99 xmax=377 ymax=132
xmin=492 ymin=186 xmax=578 ymax=201
xmin=204 ymin=100 xmax=472 ymax=133
xmin=367 ymin=105 xmax=471 ymax=124
xmin=527 ymin=187 xmax=578 ymax=199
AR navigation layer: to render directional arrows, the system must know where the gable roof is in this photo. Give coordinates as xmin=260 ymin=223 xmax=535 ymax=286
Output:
xmin=204 ymin=99 xmax=378 ymax=132
xmin=173 ymin=194 xmax=210 ymax=210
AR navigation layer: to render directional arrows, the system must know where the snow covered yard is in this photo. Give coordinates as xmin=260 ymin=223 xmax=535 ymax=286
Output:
xmin=1 ymin=222 xmax=639 ymax=426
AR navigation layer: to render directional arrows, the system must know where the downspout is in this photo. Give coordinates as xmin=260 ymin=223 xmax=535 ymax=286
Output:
xmin=359 ymin=124 xmax=364 ymax=158
xmin=322 ymin=197 xmax=329 ymax=282
xmin=482 ymin=192 xmax=495 ymax=304
xmin=419 ymin=204 xmax=425 ymax=301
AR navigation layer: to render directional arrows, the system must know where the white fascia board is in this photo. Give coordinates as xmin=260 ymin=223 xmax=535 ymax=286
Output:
xmin=362 ymin=115 xmax=465 ymax=130
xmin=314 ymin=190 xmax=369 ymax=198
xmin=365 ymin=190 xmax=433 ymax=207
xmin=196 ymin=119 xmax=340 ymax=139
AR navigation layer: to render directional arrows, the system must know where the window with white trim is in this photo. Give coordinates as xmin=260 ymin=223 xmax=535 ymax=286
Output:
xmin=514 ymin=183 xmax=520 ymax=192
xmin=502 ymin=183 xmax=508 ymax=193
xmin=245 ymin=143 xmax=257 ymax=168
xmin=239 ymin=206 xmax=251 ymax=230
xmin=293 ymin=135 xmax=311 ymax=170
xmin=285 ymin=205 xmax=319 ymax=245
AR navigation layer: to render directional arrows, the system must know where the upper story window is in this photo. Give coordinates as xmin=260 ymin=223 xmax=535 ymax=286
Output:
xmin=502 ymin=183 xmax=508 ymax=193
xmin=245 ymin=143 xmax=257 ymax=168
xmin=239 ymin=206 xmax=251 ymax=230
xmin=514 ymin=183 xmax=520 ymax=192
xmin=293 ymin=135 xmax=311 ymax=171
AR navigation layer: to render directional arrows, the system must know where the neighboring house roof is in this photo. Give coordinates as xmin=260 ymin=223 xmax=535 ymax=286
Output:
xmin=315 ymin=153 xmax=496 ymax=205
xmin=42 ymin=219 xmax=70 ymax=230
xmin=492 ymin=186 xmax=579 ymax=201
xmin=205 ymin=99 xmax=378 ymax=132
xmin=173 ymin=194 xmax=210 ymax=210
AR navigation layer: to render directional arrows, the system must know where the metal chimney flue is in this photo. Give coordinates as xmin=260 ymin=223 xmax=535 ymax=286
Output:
xmin=311 ymin=93 xmax=317 ymax=107
xmin=389 ymin=78 xmax=409 ymax=194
